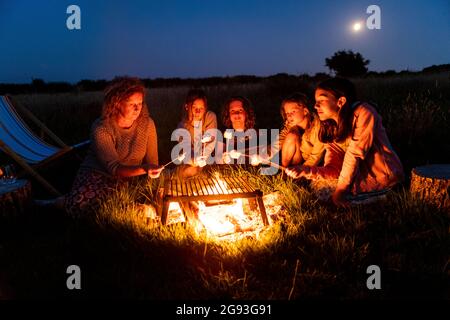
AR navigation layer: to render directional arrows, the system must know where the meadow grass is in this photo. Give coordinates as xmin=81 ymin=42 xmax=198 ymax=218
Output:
xmin=21 ymin=165 xmax=441 ymax=300
xmin=10 ymin=72 xmax=450 ymax=169
xmin=0 ymin=164 xmax=448 ymax=299
xmin=0 ymin=73 xmax=449 ymax=299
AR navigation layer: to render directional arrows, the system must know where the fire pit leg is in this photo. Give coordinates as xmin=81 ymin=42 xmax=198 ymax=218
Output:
xmin=256 ymin=194 xmax=269 ymax=226
xmin=180 ymin=201 xmax=197 ymax=222
xmin=161 ymin=199 xmax=169 ymax=225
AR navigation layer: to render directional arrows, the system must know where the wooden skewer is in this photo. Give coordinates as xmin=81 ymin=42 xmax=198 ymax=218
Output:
xmin=240 ymin=154 xmax=286 ymax=171
xmin=260 ymin=159 xmax=286 ymax=171
xmin=162 ymin=160 xmax=175 ymax=169
xmin=162 ymin=153 xmax=186 ymax=168
xmin=201 ymin=135 xmax=214 ymax=158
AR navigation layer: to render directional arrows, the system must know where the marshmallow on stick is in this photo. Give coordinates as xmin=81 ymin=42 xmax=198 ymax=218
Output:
xmin=201 ymin=134 xmax=213 ymax=143
xmin=229 ymin=150 xmax=241 ymax=159
xmin=162 ymin=152 xmax=187 ymax=168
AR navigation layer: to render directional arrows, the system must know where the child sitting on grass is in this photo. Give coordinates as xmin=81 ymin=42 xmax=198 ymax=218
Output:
xmin=252 ymin=93 xmax=325 ymax=170
xmin=285 ymin=78 xmax=404 ymax=206
xmin=220 ymin=96 xmax=257 ymax=165
xmin=175 ymin=88 xmax=217 ymax=178
xmin=277 ymin=93 xmax=325 ymax=167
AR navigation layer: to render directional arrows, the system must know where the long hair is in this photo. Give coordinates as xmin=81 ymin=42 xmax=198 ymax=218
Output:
xmin=181 ymin=88 xmax=208 ymax=125
xmin=316 ymin=78 xmax=357 ymax=143
xmin=280 ymin=92 xmax=311 ymax=124
xmin=221 ymin=96 xmax=256 ymax=130
xmin=102 ymin=77 xmax=146 ymax=120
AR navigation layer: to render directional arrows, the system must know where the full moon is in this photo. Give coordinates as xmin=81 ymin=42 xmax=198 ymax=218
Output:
xmin=353 ymin=22 xmax=362 ymax=32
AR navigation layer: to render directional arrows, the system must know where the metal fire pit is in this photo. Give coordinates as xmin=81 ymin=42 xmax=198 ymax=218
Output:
xmin=158 ymin=175 xmax=269 ymax=226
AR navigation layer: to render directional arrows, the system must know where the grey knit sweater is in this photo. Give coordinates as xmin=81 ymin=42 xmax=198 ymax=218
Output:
xmin=81 ymin=115 xmax=158 ymax=176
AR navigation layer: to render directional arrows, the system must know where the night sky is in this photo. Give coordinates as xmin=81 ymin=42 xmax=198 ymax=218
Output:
xmin=0 ymin=0 xmax=449 ymax=83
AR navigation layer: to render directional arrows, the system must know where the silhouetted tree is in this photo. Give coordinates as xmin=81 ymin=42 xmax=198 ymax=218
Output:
xmin=422 ymin=64 xmax=450 ymax=73
xmin=325 ymin=50 xmax=370 ymax=77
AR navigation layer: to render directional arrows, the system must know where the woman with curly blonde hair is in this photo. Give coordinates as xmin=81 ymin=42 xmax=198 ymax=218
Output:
xmin=65 ymin=77 xmax=162 ymax=215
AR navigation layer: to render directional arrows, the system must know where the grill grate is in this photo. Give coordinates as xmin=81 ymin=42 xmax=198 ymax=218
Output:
xmin=158 ymin=176 xmax=269 ymax=226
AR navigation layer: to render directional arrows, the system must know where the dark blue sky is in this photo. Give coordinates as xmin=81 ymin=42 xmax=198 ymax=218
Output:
xmin=1 ymin=0 xmax=449 ymax=83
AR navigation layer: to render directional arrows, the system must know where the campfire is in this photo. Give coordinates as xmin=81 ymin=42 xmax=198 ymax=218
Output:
xmin=156 ymin=172 xmax=282 ymax=239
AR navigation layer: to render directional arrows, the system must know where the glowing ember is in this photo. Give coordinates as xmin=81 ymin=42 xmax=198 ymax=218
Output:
xmin=197 ymin=199 xmax=246 ymax=236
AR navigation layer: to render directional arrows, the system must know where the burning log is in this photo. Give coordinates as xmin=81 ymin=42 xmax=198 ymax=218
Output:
xmin=410 ymin=164 xmax=450 ymax=209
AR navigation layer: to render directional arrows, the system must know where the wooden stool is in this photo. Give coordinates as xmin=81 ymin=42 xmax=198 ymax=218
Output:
xmin=410 ymin=164 xmax=450 ymax=210
xmin=0 ymin=179 xmax=32 ymax=217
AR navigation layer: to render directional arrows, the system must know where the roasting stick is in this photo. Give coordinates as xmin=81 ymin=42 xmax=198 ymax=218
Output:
xmin=201 ymin=134 xmax=214 ymax=158
xmin=162 ymin=152 xmax=187 ymax=169
xmin=228 ymin=150 xmax=286 ymax=171
xmin=254 ymin=157 xmax=286 ymax=171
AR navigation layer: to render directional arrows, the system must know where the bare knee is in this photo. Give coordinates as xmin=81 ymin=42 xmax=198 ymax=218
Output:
xmin=282 ymin=132 xmax=302 ymax=166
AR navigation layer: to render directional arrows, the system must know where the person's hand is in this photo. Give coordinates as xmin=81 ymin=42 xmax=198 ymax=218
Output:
xmin=332 ymin=188 xmax=350 ymax=207
xmin=285 ymin=165 xmax=312 ymax=179
xmin=147 ymin=165 xmax=164 ymax=179
xmin=285 ymin=165 xmax=306 ymax=179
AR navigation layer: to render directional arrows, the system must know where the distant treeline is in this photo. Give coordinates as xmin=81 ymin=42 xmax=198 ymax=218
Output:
xmin=1 ymin=64 xmax=449 ymax=95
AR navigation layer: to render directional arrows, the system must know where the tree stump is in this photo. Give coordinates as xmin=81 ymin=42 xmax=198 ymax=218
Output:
xmin=0 ymin=180 xmax=32 ymax=217
xmin=410 ymin=164 xmax=450 ymax=210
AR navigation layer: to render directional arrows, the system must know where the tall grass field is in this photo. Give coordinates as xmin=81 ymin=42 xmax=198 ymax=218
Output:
xmin=0 ymin=72 xmax=449 ymax=299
